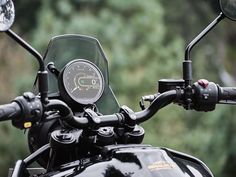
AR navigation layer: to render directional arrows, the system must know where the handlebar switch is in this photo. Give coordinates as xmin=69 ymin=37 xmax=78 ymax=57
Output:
xmin=192 ymin=80 xmax=218 ymax=111
xmin=12 ymin=92 xmax=43 ymax=129
xmin=23 ymin=92 xmax=36 ymax=101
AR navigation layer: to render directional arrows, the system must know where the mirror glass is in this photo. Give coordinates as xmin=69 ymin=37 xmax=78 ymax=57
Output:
xmin=0 ymin=0 xmax=15 ymax=31
xmin=220 ymin=0 xmax=236 ymax=21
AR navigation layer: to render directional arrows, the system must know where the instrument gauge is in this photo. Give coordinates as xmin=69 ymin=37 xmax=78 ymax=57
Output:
xmin=60 ymin=59 xmax=104 ymax=105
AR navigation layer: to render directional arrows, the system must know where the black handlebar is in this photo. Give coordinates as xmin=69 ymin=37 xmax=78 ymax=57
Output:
xmin=64 ymin=83 xmax=236 ymax=129
xmin=48 ymin=84 xmax=236 ymax=129
xmin=61 ymin=90 xmax=178 ymax=129
xmin=67 ymin=114 xmax=123 ymax=129
xmin=1 ymin=81 xmax=236 ymax=130
xmin=135 ymin=90 xmax=177 ymax=122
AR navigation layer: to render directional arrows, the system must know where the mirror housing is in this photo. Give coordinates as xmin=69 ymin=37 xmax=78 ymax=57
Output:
xmin=0 ymin=0 xmax=15 ymax=31
xmin=219 ymin=0 xmax=236 ymax=21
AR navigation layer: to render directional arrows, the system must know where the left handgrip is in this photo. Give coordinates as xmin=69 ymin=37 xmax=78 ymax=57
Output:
xmin=0 ymin=102 xmax=21 ymax=121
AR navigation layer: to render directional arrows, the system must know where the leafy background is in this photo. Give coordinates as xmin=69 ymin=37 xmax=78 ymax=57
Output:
xmin=1 ymin=0 xmax=236 ymax=176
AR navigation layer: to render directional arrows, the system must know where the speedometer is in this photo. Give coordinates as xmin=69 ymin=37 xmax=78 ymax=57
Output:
xmin=59 ymin=59 xmax=104 ymax=105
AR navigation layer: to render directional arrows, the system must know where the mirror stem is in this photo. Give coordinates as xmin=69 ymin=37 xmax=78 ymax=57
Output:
xmin=5 ymin=29 xmax=48 ymax=104
xmin=183 ymin=12 xmax=225 ymax=87
xmin=5 ymin=29 xmax=45 ymax=71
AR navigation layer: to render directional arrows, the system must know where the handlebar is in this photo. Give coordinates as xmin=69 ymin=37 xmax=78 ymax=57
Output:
xmin=135 ymin=90 xmax=177 ymax=122
xmin=1 ymin=80 xmax=236 ymax=130
xmin=67 ymin=83 xmax=236 ymax=129
xmin=61 ymin=90 xmax=178 ymax=129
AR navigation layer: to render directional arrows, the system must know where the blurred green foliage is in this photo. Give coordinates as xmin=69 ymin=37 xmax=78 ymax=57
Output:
xmin=0 ymin=0 xmax=236 ymax=177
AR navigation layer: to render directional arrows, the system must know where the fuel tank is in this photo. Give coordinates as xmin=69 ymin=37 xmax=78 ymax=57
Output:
xmin=41 ymin=145 xmax=213 ymax=177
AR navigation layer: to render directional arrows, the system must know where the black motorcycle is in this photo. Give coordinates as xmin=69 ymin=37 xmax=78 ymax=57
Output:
xmin=0 ymin=0 xmax=236 ymax=176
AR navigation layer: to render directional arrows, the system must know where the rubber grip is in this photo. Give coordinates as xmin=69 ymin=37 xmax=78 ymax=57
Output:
xmin=0 ymin=102 xmax=21 ymax=121
xmin=219 ymin=87 xmax=236 ymax=101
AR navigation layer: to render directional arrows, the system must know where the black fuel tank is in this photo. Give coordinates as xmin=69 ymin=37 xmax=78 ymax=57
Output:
xmin=41 ymin=145 xmax=213 ymax=177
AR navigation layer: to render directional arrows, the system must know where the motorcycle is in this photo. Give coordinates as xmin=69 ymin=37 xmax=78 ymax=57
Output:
xmin=0 ymin=0 xmax=235 ymax=176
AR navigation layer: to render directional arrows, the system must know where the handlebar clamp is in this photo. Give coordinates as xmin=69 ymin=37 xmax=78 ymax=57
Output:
xmin=119 ymin=105 xmax=136 ymax=131
xmin=84 ymin=109 xmax=101 ymax=129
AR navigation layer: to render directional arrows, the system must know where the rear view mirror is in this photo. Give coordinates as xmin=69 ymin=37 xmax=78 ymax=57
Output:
xmin=0 ymin=0 xmax=15 ymax=31
xmin=219 ymin=0 xmax=236 ymax=21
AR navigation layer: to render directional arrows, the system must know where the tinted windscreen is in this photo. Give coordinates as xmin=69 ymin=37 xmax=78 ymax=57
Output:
xmin=42 ymin=35 xmax=119 ymax=114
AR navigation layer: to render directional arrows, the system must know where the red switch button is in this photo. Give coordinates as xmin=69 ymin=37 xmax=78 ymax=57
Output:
xmin=198 ymin=79 xmax=209 ymax=89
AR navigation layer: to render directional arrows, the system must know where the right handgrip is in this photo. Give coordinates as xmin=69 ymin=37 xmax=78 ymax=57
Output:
xmin=0 ymin=102 xmax=21 ymax=121
xmin=218 ymin=87 xmax=236 ymax=101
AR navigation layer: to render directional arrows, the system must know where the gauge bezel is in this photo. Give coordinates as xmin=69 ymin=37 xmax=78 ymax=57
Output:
xmin=59 ymin=59 xmax=105 ymax=105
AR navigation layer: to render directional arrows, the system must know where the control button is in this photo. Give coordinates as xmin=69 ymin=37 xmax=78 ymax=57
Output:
xmin=198 ymin=79 xmax=209 ymax=89
xmin=23 ymin=92 xmax=35 ymax=101
xmin=24 ymin=122 xmax=32 ymax=129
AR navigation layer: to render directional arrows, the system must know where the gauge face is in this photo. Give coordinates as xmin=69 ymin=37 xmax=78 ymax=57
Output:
xmin=62 ymin=59 xmax=104 ymax=104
